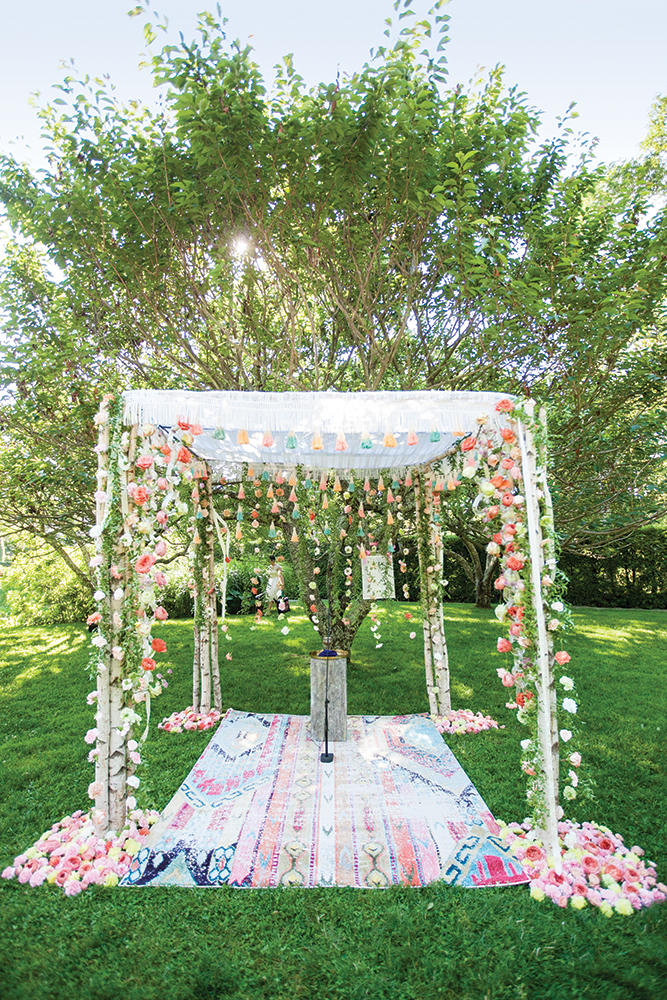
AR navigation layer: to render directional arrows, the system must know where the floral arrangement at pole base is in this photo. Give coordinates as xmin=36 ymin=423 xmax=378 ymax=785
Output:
xmin=1 ymin=807 xmax=160 ymax=895
xmin=158 ymin=706 xmax=223 ymax=733
xmin=431 ymin=709 xmax=503 ymax=735
xmin=498 ymin=818 xmax=666 ymax=915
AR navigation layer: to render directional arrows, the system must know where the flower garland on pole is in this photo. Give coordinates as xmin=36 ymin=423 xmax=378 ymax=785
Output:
xmin=88 ymin=397 xmax=201 ymax=834
xmin=454 ymin=398 xmax=583 ymax=855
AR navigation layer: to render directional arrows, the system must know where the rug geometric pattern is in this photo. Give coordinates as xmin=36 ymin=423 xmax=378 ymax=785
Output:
xmin=122 ymin=710 xmax=528 ymax=889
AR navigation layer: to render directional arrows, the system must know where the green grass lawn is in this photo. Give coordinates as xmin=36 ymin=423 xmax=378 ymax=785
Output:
xmin=1 ymin=603 xmax=666 ymax=1000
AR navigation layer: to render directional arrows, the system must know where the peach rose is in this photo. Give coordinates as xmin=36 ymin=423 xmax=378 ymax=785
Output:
xmin=141 ymin=657 xmax=156 ymax=671
xmin=554 ymin=651 xmax=571 ymax=665
xmin=581 ymin=855 xmax=601 ymax=875
xmin=134 ymin=553 xmax=156 ymax=574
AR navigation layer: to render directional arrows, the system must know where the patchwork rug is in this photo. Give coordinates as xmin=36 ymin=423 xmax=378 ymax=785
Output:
xmin=122 ymin=710 xmax=528 ymax=889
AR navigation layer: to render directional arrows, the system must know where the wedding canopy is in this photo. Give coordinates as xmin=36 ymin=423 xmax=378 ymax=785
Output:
xmin=122 ymin=389 xmax=514 ymax=471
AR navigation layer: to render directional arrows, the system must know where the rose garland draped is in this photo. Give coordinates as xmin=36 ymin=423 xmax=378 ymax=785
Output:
xmin=451 ymin=399 xmax=585 ymax=827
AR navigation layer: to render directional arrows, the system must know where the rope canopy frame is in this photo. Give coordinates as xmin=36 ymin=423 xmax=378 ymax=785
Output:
xmin=91 ymin=389 xmax=562 ymax=868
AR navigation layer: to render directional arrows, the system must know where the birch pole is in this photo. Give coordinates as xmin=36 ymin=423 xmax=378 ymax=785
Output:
xmin=517 ymin=401 xmax=560 ymax=868
xmin=93 ymin=400 xmax=112 ymax=836
xmin=206 ymin=471 xmax=222 ymax=712
xmin=414 ymin=466 xmax=451 ymax=714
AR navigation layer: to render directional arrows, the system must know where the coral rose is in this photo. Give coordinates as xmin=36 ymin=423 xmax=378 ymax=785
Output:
xmin=497 ymin=637 xmax=512 ymax=653
xmin=501 ymin=493 xmax=514 ymax=507
xmin=151 ymin=638 xmax=167 ymax=653
xmin=86 ymin=612 xmax=103 ymax=626
xmin=136 ymin=455 xmax=153 ymax=470
xmin=495 ymin=399 xmax=514 ymax=413
xmin=134 ymin=553 xmax=156 ymax=574
xmin=141 ymin=657 xmax=157 ymax=671
xmin=554 ymin=651 xmax=571 ymax=665
xmin=603 ymin=862 xmax=623 ymax=881
xmin=133 ymin=486 xmax=150 ymax=506
xmin=525 ymin=845 xmax=544 ymax=863
xmin=461 ymin=436 xmax=477 ymax=452
xmin=176 ymin=446 xmax=192 ymax=464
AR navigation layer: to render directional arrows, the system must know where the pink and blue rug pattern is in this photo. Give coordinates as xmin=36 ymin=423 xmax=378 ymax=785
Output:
xmin=122 ymin=710 xmax=528 ymax=889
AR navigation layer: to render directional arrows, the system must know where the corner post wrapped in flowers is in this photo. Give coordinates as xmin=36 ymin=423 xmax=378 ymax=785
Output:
xmin=414 ymin=465 xmax=451 ymax=714
xmin=515 ymin=401 xmax=560 ymax=867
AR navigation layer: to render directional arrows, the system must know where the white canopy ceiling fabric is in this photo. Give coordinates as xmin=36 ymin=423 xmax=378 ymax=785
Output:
xmin=122 ymin=389 xmax=514 ymax=471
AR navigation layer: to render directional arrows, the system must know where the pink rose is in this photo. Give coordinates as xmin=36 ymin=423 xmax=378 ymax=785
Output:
xmin=497 ymin=637 xmax=512 ymax=653
xmin=156 ymin=510 xmax=168 ymax=525
xmin=581 ymin=855 xmax=601 ymax=875
xmin=500 ymin=671 xmax=514 ymax=687
xmin=136 ymin=455 xmax=153 ymax=470
xmin=554 ymin=651 xmax=571 ymax=665
xmin=569 ymin=752 xmax=582 ymax=767
xmin=494 ymin=577 xmax=507 ymax=590
xmin=154 ymin=539 xmax=167 ymax=557
xmin=86 ymin=612 xmax=103 ymax=625
xmin=155 ymin=607 xmax=168 ymax=621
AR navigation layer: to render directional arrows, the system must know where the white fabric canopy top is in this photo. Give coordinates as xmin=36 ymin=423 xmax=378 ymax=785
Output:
xmin=123 ymin=389 xmax=513 ymax=471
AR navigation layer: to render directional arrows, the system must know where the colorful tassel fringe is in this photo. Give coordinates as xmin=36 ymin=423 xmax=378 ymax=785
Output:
xmin=237 ymin=429 xmax=249 ymax=445
xmin=383 ymin=432 xmax=397 ymax=448
xmin=335 ymin=432 xmax=348 ymax=452
xmin=312 ymin=432 xmax=323 ymax=451
xmin=407 ymin=429 xmax=418 ymax=446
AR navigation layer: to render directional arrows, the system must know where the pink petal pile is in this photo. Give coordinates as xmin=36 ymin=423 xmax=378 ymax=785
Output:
xmin=1 ymin=807 xmax=160 ymax=895
xmin=158 ymin=706 xmax=223 ymax=733
xmin=431 ymin=709 xmax=502 ymax=735
xmin=499 ymin=818 xmax=666 ymax=915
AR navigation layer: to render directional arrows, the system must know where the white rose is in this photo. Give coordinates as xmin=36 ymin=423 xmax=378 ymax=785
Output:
xmin=562 ymin=698 xmax=577 ymax=714
xmin=559 ymin=675 xmax=574 ymax=691
xmin=547 ymin=618 xmax=560 ymax=631
xmin=520 ymin=739 xmax=531 ymax=751
xmin=551 ymin=601 xmax=565 ymax=613
xmin=559 ymin=729 xmax=573 ymax=742
xmin=126 ymin=775 xmax=141 ymax=788
xmin=94 ymin=590 xmax=106 ymax=602
xmin=113 ymin=588 xmax=125 ymax=601
xmin=91 ymin=635 xmax=107 ymax=648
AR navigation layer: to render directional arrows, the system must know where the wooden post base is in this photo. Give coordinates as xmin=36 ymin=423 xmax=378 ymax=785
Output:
xmin=310 ymin=653 xmax=348 ymax=742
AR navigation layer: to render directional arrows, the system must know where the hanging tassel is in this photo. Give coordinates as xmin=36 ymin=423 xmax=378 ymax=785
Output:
xmin=261 ymin=469 xmax=269 ymax=482
xmin=271 ymin=500 xmax=280 ymax=514
xmin=304 ymin=477 xmax=312 ymax=490
xmin=383 ymin=431 xmax=397 ymax=448
xmin=340 ymin=528 xmax=347 ymax=539
xmin=392 ymin=478 xmax=400 ymax=489
xmin=377 ymin=475 xmax=385 ymax=492
xmin=262 ymin=430 xmax=274 ymax=448
xmin=319 ymin=471 xmax=328 ymax=491
xmin=333 ymin=475 xmax=342 ymax=492
xmin=386 ymin=489 xmax=395 ymax=504
xmin=213 ymin=427 xmax=226 ymax=440
xmin=387 ymin=512 xmax=394 ymax=525
xmin=430 ymin=429 xmax=441 ymax=442
xmin=236 ymin=507 xmax=244 ymax=521
xmin=322 ymin=495 xmax=329 ymax=510
xmin=312 ymin=431 xmax=323 ymax=450
xmin=360 ymin=432 xmax=372 ymax=450
xmin=268 ymin=521 xmax=277 ymax=538
xmin=267 ymin=484 xmax=274 ymax=498
xmin=358 ymin=503 xmax=365 ymax=518
xmin=405 ymin=472 xmax=413 ymax=488
xmin=289 ymin=487 xmax=297 ymax=502
xmin=348 ymin=477 xmax=355 ymax=493
xmin=247 ymin=466 xmax=255 ymax=481
xmin=359 ymin=546 xmax=367 ymax=560
xmin=363 ymin=477 xmax=371 ymax=492
xmin=407 ymin=428 xmax=418 ymax=446
xmin=292 ymin=504 xmax=300 ymax=520
xmin=286 ymin=430 xmax=297 ymax=449
xmin=335 ymin=432 xmax=348 ymax=452
xmin=288 ymin=471 xmax=298 ymax=487
xmin=291 ymin=528 xmax=299 ymax=543
xmin=387 ymin=541 xmax=395 ymax=553
xmin=435 ymin=476 xmax=445 ymax=492
xmin=235 ymin=524 xmax=243 ymax=540
xmin=237 ymin=485 xmax=245 ymax=500
xmin=237 ymin=429 xmax=249 ymax=445
xmin=275 ymin=472 xmax=285 ymax=485
xmin=323 ymin=522 xmax=331 ymax=536
xmin=357 ymin=525 xmax=365 ymax=537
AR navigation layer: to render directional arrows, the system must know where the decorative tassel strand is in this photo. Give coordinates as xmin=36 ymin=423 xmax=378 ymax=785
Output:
xmin=335 ymin=432 xmax=348 ymax=452
xmin=311 ymin=431 xmax=323 ymax=451
xmin=383 ymin=431 xmax=397 ymax=448
xmin=407 ymin=428 xmax=418 ymax=446
xmin=237 ymin=429 xmax=249 ymax=445
xmin=262 ymin=430 xmax=274 ymax=448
